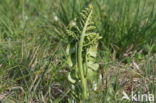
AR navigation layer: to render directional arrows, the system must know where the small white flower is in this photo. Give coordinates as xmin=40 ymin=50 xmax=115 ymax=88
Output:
xmin=54 ymin=16 xmax=59 ymax=21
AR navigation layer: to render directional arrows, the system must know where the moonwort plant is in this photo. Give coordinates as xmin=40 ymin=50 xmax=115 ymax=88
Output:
xmin=65 ymin=5 xmax=102 ymax=101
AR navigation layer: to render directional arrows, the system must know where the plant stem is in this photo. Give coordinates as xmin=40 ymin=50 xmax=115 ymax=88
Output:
xmin=78 ymin=35 xmax=88 ymax=100
xmin=77 ymin=9 xmax=92 ymax=100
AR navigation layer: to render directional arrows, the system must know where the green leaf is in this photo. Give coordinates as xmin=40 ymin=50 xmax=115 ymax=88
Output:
xmin=68 ymin=72 xmax=76 ymax=84
xmin=87 ymin=45 xmax=98 ymax=57
xmin=66 ymin=44 xmax=73 ymax=67
xmin=87 ymin=61 xmax=99 ymax=71
xmin=86 ymin=69 xmax=97 ymax=81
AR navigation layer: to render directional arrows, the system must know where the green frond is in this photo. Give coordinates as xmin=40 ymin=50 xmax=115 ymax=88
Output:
xmin=66 ymin=29 xmax=77 ymax=39
xmin=65 ymin=4 xmax=101 ymax=100
xmin=86 ymin=25 xmax=96 ymax=31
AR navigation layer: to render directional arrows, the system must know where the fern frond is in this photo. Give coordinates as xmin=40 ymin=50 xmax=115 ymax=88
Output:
xmin=66 ymin=4 xmax=102 ymax=100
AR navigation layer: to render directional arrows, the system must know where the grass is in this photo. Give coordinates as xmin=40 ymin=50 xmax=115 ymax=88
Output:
xmin=0 ymin=0 xmax=156 ymax=103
